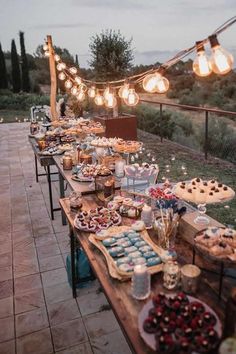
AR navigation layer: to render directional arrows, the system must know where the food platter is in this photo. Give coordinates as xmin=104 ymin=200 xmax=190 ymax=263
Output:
xmin=138 ymin=293 xmax=222 ymax=353
xmin=194 ymin=227 xmax=236 ymax=263
xmin=89 ymin=226 xmax=163 ymax=280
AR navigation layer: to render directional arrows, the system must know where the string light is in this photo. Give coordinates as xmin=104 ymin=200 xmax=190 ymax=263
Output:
xmin=57 ymin=62 xmax=66 ymax=71
xmin=124 ymin=87 xmax=139 ymax=106
xmin=94 ymin=91 xmax=104 ymax=106
xmin=54 ymin=54 xmax=60 ymax=62
xmin=88 ymin=86 xmax=96 ymax=98
xmin=76 ymin=90 xmax=86 ymax=102
xmin=58 ymin=72 xmax=66 ymax=80
xmin=43 ymin=44 xmax=48 ymax=51
xmin=142 ymin=71 xmax=169 ymax=93
xmin=103 ymin=86 xmax=111 ymax=100
xmin=104 ymin=88 xmax=117 ymax=108
xmin=44 ymin=51 xmax=50 ymax=57
xmin=74 ymin=76 xmax=82 ymax=85
xmin=209 ymin=34 xmax=234 ymax=75
xmin=79 ymin=83 xmax=87 ymax=92
xmin=65 ymin=80 xmax=73 ymax=89
xmin=193 ymin=42 xmax=212 ymax=77
xmin=118 ymin=81 xmax=129 ymax=99
xmin=69 ymin=67 xmax=78 ymax=75
xmin=71 ymin=86 xmax=78 ymax=95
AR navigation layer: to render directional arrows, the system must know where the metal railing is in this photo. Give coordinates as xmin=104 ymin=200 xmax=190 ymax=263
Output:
xmin=140 ymin=99 xmax=236 ymax=161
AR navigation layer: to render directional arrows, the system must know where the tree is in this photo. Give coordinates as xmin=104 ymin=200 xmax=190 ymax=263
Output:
xmin=0 ymin=43 xmax=8 ymax=89
xmin=19 ymin=31 xmax=30 ymax=92
xmin=89 ymin=29 xmax=134 ymax=80
xmin=35 ymin=45 xmax=75 ymax=64
xmin=11 ymin=39 xmax=21 ymax=93
xmin=75 ymin=54 xmax=79 ymax=66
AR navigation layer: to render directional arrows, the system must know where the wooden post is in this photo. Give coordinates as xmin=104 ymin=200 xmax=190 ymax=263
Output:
xmin=47 ymin=35 xmax=57 ymax=121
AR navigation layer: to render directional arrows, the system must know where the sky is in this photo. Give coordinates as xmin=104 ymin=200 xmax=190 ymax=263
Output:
xmin=0 ymin=0 xmax=236 ymax=68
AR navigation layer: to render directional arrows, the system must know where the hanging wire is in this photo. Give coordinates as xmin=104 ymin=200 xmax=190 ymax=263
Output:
xmin=50 ymin=15 xmax=236 ymax=89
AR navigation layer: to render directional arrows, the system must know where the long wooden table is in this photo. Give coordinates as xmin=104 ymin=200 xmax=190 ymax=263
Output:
xmin=28 ymin=136 xmax=60 ymax=219
xmin=59 ymin=196 xmax=226 ymax=354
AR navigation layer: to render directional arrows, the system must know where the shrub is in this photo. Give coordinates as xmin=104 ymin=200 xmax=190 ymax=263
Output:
xmin=0 ymin=93 xmax=50 ymax=110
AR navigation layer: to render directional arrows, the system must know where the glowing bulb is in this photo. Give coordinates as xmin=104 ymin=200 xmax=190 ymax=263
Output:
xmin=118 ymin=83 xmax=129 ymax=99
xmin=44 ymin=51 xmax=50 ymax=57
xmin=76 ymin=91 xmax=86 ymax=102
xmin=209 ymin=35 xmax=234 ymax=75
xmin=71 ymin=86 xmax=78 ymax=95
xmin=193 ymin=42 xmax=212 ymax=77
xmin=43 ymin=44 xmax=48 ymax=51
xmin=88 ymin=86 xmax=96 ymax=98
xmin=94 ymin=92 xmax=104 ymax=106
xmin=143 ymin=72 xmax=169 ymax=93
xmin=58 ymin=72 xmax=66 ymax=80
xmin=65 ymin=80 xmax=72 ymax=89
xmin=74 ymin=76 xmax=82 ymax=85
xmin=124 ymin=88 xmax=139 ymax=106
xmin=69 ymin=67 xmax=77 ymax=75
xmin=54 ymin=54 xmax=60 ymax=62
xmin=105 ymin=91 xmax=117 ymax=108
xmin=78 ymin=83 xmax=87 ymax=92
xmin=57 ymin=62 xmax=66 ymax=71
xmin=103 ymin=87 xmax=110 ymax=100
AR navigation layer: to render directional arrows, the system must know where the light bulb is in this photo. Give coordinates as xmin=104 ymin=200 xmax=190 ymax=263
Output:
xmin=44 ymin=51 xmax=50 ymax=57
xmin=65 ymin=80 xmax=72 ymax=89
xmin=103 ymin=86 xmax=110 ymax=100
xmin=71 ymin=86 xmax=78 ymax=95
xmin=105 ymin=91 xmax=117 ymax=108
xmin=74 ymin=76 xmax=82 ymax=85
xmin=124 ymin=88 xmax=139 ymax=106
xmin=54 ymin=54 xmax=60 ymax=62
xmin=58 ymin=72 xmax=66 ymax=80
xmin=143 ymin=72 xmax=169 ymax=93
xmin=118 ymin=83 xmax=129 ymax=99
xmin=193 ymin=42 xmax=212 ymax=77
xmin=69 ymin=67 xmax=77 ymax=75
xmin=155 ymin=74 xmax=169 ymax=93
xmin=88 ymin=86 xmax=96 ymax=98
xmin=76 ymin=91 xmax=86 ymax=102
xmin=57 ymin=62 xmax=66 ymax=71
xmin=78 ymin=83 xmax=87 ymax=92
xmin=43 ymin=44 xmax=48 ymax=51
xmin=209 ymin=35 xmax=234 ymax=75
xmin=94 ymin=92 xmax=104 ymax=106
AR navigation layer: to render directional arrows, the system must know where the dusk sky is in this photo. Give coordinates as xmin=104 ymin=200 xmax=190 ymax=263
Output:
xmin=0 ymin=0 xmax=236 ymax=68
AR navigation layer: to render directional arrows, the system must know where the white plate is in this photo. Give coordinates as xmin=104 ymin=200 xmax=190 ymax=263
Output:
xmin=138 ymin=294 xmax=222 ymax=353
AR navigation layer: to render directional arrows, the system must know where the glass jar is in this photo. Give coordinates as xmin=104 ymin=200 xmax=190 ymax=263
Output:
xmin=80 ymin=150 xmax=93 ymax=164
xmin=95 ymin=173 xmax=115 ymax=202
xmin=163 ymin=260 xmax=180 ymax=290
xmin=63 ymin=155 xmax=73 ymax=170
xmin=30 ymin=120 xmax=39 ymax=135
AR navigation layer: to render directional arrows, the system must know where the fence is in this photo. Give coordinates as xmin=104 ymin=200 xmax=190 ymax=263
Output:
xmin=140 ymin=99 xmax=236 ymax=164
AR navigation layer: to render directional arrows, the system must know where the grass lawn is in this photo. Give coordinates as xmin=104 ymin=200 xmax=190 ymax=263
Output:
xmin=0 ymin=109 xmax=30 ymax=123
xmin=138 ymin=130 xmax=236 ymax=228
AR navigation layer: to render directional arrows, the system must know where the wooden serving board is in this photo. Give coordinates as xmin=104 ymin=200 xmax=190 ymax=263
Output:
xmin=89 ymin=226 xmax=164 ymax=281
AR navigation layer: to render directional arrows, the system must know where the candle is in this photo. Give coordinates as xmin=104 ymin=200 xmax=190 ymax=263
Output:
xmin=163 ymin=260 xmax=180 ymax=290
xmin=141 ymin=204 xmax=153 ymax=228
xmin=104 ymin=179 xmax=115 ymax=198
xmin=132 ymin=264 xmax=150 ymax=300
xmin=115 ymin=159 xmax=125 ymax=178
xmin=63 ymin=155 xmax=72 ymax=170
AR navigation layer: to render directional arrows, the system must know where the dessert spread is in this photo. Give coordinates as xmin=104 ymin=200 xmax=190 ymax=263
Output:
xmin=113 ymin=140 xmax=142 ymax=153
xmin=74 ymin=207 xmax=121 ymax=231
xmin=174 ymin=178 xmax=235 ymax=204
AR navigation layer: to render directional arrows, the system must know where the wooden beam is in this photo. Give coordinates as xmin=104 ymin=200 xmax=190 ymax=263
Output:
xmin=47 ymin=35 xmax=58 ymax=121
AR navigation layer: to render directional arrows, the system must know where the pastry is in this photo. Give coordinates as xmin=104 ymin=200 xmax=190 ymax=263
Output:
xmin=211 ymin=242 xmax=233 ymax=256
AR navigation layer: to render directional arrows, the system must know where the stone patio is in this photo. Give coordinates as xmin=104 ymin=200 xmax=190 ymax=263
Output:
xmin=0 ymin=123 xmax=131 ymax=354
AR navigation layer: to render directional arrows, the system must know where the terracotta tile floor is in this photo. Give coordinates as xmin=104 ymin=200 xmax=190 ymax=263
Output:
xmin=0 ymin=123 xmax=131 ymax=354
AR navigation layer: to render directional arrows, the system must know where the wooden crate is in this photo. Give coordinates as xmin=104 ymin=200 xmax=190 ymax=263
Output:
xmin=94 ymin=114 xmax=137 ymax=140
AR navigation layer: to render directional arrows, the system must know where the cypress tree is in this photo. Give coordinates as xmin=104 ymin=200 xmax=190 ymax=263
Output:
xmin=75 ymin=54 xmax=79 ymax=66
xmin=11 ymin=39 xmax=21 ymax=93
xmin=19 ymin=31 xmax=30 ymax=92
xmin=0 ymin=43 xmax=8 ymax=89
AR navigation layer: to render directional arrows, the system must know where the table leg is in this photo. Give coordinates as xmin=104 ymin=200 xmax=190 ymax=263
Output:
xmin=35 ymin=154 xmax=39 ymax=183
xmin=47 ymin=165 xmax=54 ymax=220
xmin=192 ymin=247 xmax=196 ymax=265
xmin=59 ymin=172 xmax=67 ymax=225
xmin=218 ymin=262 xmax=224 ymax=300
xmin=69 ymin=226 xmax=77 ymax=298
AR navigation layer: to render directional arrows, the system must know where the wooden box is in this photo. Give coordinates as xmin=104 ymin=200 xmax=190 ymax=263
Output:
xmin=94 ymin=114 xmax=137 ymax=140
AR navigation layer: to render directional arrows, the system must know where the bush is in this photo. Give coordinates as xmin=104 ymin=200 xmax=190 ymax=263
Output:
xmin=197 ymin=117 xmax=236 ymax=163
xmin=0 ymin=93 xmax=50 ymax=110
